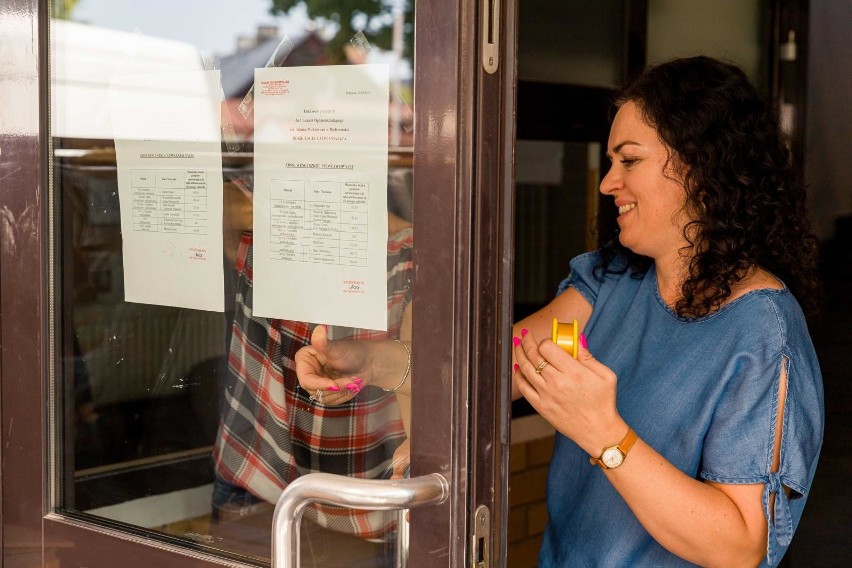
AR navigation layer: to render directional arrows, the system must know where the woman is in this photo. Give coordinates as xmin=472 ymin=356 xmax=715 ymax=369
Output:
xmin=297 ymin=57 xmax=824 ymax=567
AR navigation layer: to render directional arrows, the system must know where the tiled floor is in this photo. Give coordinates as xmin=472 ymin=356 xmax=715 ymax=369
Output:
xmin=156 ymin=508 xmax=398 ymax=566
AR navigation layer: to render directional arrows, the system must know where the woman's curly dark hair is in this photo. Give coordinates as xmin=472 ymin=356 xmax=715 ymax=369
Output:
xmin=597 ymin=56 xmax=820 ymax=318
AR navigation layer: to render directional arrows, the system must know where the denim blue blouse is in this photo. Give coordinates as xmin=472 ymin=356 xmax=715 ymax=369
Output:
xmin=539 ymin=252 xmax=824 ymax=567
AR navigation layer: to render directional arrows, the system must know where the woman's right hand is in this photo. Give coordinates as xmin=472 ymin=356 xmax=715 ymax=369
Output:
xmin=389 ymin=438 xmax=410 ymax=480
xmin=295 ymin=324 xmax=374 ymax=405
xmin=390 ymin=438 xmax=412 ymax=522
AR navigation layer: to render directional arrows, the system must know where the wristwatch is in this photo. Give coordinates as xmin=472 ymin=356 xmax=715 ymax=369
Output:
xmin=590 ymin=427 xmax=637 ymax=470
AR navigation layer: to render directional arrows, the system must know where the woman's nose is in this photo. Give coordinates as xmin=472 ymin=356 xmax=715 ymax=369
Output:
xmin=599 ymin=166 xmax=619 ymax=195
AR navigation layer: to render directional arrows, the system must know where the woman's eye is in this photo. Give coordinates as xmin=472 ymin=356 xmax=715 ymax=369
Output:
xmin=620 ymin=158 xmax=638 ymax=168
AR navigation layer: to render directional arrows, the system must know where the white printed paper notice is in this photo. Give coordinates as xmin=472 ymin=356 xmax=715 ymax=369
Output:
xmin=253 ymin=64 xmax=390 ymax=330
xmin=110 ymin=70 xmax=225 ymax=312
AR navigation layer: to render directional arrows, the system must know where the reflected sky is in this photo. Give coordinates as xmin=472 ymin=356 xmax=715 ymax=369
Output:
xmin=73 ymin=0 xmax=310 ymax=56
xmin=70 ymin=0 xmax=409 ymax=79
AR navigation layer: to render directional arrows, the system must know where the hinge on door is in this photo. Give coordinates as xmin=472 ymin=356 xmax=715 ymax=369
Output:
xmin=472 ymin=504 xmax=491 ymax=568
xmin=481 ymin=0 xmax=500 ymax=74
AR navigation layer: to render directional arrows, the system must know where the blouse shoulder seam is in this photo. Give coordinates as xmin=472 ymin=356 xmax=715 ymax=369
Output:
xmin=753 ymin=292 xmax=787 ymax=353
xmin=571 ymin=250 xmax=601 ymax=266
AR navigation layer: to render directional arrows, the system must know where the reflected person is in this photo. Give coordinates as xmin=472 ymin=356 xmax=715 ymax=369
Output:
xmin=212 ymin=172 xmax=413 ymax=565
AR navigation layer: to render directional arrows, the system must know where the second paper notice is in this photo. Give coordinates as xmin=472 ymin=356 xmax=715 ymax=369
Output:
xmin=253 ymin=64 xmax=390 ymax=330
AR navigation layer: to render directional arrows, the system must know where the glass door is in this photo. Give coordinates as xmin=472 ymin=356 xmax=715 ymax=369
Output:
xmin=0 ymin=0 xmax=516 ymax=566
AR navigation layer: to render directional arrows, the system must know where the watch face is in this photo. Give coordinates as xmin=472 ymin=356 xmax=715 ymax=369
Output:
xmin=601 ymin=447 xmax=624 ymax=469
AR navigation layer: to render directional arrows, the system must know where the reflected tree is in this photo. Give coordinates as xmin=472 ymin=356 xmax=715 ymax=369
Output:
xmin=269 ymin=0 xmax=413 ymax=63
xmin=53 ymin=0 xmax=81 ymax=19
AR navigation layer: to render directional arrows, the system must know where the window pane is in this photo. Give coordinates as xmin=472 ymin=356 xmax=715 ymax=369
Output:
xmin=518 ymin=0 xmax=624 ymax=87
xmin=647 ymin=0 xmax=764 ymax=82
xmin=51 ymin=1 xmax=415 ymax=564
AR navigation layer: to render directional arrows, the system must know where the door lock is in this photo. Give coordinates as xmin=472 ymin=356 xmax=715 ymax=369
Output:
xmin=472 ymin=504 xmax=491 ymax=567
xmin=481 ymin=0 xmax=500 ymax=74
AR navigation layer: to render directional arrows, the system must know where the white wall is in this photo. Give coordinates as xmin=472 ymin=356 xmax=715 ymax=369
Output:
xmin=647 ymin=0 xmax=763 ymax=81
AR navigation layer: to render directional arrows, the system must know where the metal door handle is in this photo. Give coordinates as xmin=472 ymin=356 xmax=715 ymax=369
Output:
xmin=272 ymin=472 xmax=450 ymax=568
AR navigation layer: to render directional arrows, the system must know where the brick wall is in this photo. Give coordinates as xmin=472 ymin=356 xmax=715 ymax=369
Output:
xmin=507 ymin=415 xmax=555 ymax=568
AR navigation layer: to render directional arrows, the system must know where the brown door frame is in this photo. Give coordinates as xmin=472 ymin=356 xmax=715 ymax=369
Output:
xmin=469 ymin=0 xmax=518 ymax=563
xmin=767 ymin=0 xmax=810 ymax=168
xmin=410 ymin=0 xmax=517 ymax=564
xmin=1 ymin=0 xmax=515 ymax=566
xmin=0 ymin=0 xmax=48 ymax=562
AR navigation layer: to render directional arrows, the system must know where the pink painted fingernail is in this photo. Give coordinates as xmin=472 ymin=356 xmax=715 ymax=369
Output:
xmin=580 ymin=333 xmax=588 ymax=350
xmin=345 ymin=384 xmax=361 ymax=393
xmin=353 ymin=378 xmax=363 ymax=384
xmin=513 ymin=364 xmax=519 ymax=372
xmin=512 ymin=337 xmax=521 ymax=347
xmin=521 ymin=328 xmax=528 ymax=337
xmin=327 ymin=386 xmax=340 ymax=392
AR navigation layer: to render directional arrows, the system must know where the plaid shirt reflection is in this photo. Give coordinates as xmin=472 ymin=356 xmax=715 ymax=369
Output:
xmin=214 ymin=229 xmax=413 ymax=539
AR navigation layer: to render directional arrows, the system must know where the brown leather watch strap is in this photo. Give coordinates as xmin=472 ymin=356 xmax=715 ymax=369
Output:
xmin=619 ymin=427 xmax=638 ymax=455
xmin=590 ymin=426 xmax=638 ymax=468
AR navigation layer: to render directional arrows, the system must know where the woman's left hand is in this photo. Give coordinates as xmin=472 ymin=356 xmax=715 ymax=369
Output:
xmin=513 ymin=329 xmax=627 ymax=456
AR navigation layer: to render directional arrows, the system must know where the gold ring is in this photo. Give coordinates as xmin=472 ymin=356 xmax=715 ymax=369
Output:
xmin=535 ymin=359 xmax=549 ymax=373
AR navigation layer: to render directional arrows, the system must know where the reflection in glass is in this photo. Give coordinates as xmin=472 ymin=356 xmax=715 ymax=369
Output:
xmin=518 ymin=0 xmax=623 ymax=87
xmin=51 ymin=1 xmax=414 ymax=564
xmin=513 ymin=141 xmax=599 ymax=318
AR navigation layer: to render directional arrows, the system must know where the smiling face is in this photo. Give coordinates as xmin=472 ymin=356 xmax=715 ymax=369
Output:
xmin=600 ymin=101 xmax=693 ymax=265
